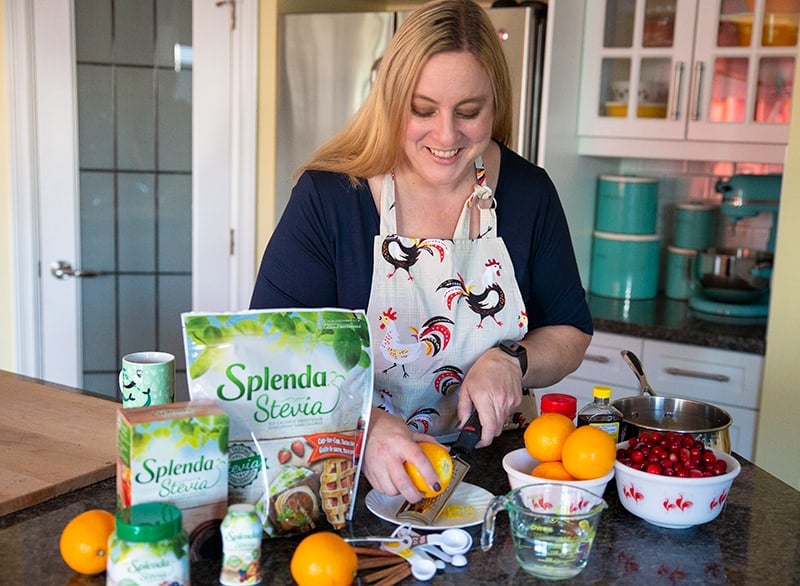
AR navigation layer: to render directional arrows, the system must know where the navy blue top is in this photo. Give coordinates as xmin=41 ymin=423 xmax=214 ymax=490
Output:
xmin=250 ymin=142 xmax=593 ymax=335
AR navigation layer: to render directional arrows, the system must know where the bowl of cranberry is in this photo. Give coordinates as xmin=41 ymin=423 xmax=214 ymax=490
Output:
xmin=614 ymin=432 xmax=741 ymax=529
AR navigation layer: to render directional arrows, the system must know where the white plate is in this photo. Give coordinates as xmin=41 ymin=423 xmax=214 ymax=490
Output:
xmin=365 ymin=482 xmax=494 ymax=530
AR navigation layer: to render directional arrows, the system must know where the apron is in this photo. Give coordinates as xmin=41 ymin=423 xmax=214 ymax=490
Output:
xmin=366 ymin=157 xmax=531 ymax=441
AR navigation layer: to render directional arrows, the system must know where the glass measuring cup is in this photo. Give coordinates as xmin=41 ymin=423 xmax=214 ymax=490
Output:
xmin=481 ymin=483 xmax=607 ymax=580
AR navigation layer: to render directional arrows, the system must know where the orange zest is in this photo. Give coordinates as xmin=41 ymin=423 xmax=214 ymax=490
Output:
xmin=290 ymin=531 xmax=358 ymax=586
xmin=404 ymin=442 xmax=454 ymax=498
xmin=561 ymin=425 xmax=616 ymax=480
xmin=523 ymin=413 xmax=576 ymax=462
xmin=59 ymin=509 xmax=115 ymax=575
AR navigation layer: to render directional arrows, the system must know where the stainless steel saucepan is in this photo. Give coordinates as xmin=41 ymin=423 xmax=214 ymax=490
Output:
xmin=612 ymin=350 xmax=732 ymax=453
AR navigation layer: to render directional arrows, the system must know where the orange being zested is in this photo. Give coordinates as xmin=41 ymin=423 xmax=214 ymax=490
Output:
xmin=523 ymin=412 xmax=576 ymax=462
xmin=404 ymin=442 xmax=454 ymax=498
xmin=290 ymin=531 xmax=358 ymax=586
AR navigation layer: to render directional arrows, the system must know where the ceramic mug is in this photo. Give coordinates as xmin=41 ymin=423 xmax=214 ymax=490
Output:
xmin=119 ymin=351 xmax=175 ymax=408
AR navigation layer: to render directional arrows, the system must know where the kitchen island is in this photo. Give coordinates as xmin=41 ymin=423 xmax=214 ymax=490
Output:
xmin=1 ymin=422 xmax=798 ymax=584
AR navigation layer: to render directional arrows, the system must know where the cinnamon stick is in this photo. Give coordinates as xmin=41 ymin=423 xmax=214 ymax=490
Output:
xmin=358 ymin=555 xmax=408 ymax=571
xmin=362 ymin=561 xmax=411 ymax=584
xmin=374 ymin=563 xmax=412 ymax=586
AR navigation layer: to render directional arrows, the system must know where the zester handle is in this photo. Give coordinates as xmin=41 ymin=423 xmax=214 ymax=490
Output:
xmin=451 ymin=411 xmax=482 ymax=459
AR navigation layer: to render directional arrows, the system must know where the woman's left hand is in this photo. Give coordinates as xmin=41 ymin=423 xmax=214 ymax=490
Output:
xmin=455 ymin=346 xmax=523 ymax=447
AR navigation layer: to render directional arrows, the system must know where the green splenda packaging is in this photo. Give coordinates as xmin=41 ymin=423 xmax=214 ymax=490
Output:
xmin=182 ymin=308 xmax=373 ymax=537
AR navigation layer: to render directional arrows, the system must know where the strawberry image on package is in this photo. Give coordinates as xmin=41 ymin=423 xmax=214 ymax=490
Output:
xmin=182 ymin=309 xmax=373 ymax=537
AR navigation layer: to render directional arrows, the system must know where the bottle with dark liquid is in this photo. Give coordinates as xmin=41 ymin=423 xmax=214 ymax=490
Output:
xmin=577 ymin=385 xmax=623 ymax=442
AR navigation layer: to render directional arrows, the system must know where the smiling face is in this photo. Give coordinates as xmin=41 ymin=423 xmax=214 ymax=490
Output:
xmin=400 ymin=51 xmax=494 ymax=192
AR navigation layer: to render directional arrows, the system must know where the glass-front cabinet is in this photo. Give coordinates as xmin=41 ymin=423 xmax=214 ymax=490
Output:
xmin=578 ymin=0 xmax=798 ymax=147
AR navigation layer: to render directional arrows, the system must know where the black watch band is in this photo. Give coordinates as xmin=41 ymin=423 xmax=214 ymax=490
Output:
xmin=498 ymin=339 xmax=527 ymax=377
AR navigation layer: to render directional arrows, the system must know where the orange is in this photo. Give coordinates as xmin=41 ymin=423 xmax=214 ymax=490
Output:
xmin=59 ymin=509 xmax=115 ymax=575
xmin=404 ymin=442 xmax=454 ymax=498
xmin=531 ymin=460 xmax=576 ymax=481
xmin=290 ymin=531 xmax=358 ymax=586
xmin=561 ymin=425 xmax=616 ymax=480
xmin=523 ymin=412 xmax=576 ymax=462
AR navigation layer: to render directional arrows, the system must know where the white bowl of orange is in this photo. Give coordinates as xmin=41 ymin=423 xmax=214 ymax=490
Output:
xmin=503 ymin=413 xmax=616 ymax=497
xmin=503 ymin=448 xmax=615 ymax=496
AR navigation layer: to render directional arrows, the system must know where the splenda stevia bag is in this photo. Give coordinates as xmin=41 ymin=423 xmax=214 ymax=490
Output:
xmin=182 ymin=309 xmax=373 ymax=537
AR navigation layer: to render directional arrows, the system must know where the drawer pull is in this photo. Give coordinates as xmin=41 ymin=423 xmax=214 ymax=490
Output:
xmin=664 ymin=367 xmax=729 ymax=383
xmin=583 ymin=354 xmax=610 ymax=364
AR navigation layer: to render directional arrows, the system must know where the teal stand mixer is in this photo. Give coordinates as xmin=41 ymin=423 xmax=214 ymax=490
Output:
xmin=688 ymin=174 xmax=782 ymax=323
xmin=717 ymin=174 xmax=781 ymax=254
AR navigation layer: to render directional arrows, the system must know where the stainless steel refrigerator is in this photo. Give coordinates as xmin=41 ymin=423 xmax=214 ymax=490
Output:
xmin=276 ymin=4 xmax=547 ymax=214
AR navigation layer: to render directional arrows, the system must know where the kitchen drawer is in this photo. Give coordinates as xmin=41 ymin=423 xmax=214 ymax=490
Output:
xmin=642 ymin=340 xmax=763 ymax=410
xmin=536 ymin=332 xmax=643 ymax=412
xmin=570 ymin=332 xmax=644 ymax=390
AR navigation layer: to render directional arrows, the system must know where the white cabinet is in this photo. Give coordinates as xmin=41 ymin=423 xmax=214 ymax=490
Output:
xmin=541 ymin=333 xmax=764 ymax=460
xmin=642 ymin=339 xmax=763 ymax=460
xmin=577 ymin=0 xmax=798 ymax=162
xmin=540 ymin=331 xmax=644 ymax=411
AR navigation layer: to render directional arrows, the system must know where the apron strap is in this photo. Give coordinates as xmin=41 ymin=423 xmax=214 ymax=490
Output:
xmin=380 ymin=156 xmax=497 ymax=239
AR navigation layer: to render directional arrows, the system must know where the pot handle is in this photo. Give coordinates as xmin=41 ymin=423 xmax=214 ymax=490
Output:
xmin=620 ymin=349 xmax=658 ymax=397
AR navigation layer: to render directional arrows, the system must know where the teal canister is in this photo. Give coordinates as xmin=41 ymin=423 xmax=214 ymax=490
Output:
xmin=590 ymin=231 xmax=661 ymax=299
xmin=595 ymin=175 xmax=659 ymax=234
xmin=664 ymin=245 xmax=698 ymax=300
xmin=673 ymin=201 xmax=717 ymax=249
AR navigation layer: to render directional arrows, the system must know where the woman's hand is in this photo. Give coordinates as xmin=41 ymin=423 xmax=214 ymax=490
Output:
xmin=456 ymin=347 xmax=523 ymax=447
xmin=457 ymin=325 xmax=592 ymax=447
xmin=361 ymin=407 xmax=443 ymax=503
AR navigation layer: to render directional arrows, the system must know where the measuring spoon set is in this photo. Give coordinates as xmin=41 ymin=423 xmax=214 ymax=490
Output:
xmin=347 ymin=524 xmax=472 ymax=581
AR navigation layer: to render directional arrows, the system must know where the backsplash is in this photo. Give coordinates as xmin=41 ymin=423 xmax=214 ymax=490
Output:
xmin=617 ymin=159 xmax=784 ymax=252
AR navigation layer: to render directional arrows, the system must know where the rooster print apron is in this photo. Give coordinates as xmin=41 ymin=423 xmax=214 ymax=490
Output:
xmin=366 ymin=157 xmax=530 ymax=441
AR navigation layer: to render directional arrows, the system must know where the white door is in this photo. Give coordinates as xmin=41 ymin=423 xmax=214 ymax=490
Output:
xmin=11 ymin=0 xmax=256 ymax=399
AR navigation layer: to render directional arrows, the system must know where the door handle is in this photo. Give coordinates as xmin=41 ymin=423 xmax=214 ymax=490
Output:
xmin=668 ymin=61 xmax=684 ymax=120
xmin=689 ymin=61 xmax=704 ymax=121
xmin=50 ymin=260 xmax=103 ymax=279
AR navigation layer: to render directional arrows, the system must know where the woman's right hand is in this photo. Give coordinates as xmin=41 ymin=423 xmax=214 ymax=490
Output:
xmin=361 ymin=407 xmax=443 ymax=503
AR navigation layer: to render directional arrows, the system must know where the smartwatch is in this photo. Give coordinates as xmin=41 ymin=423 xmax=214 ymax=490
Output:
xmin=498 ymin=339 xmax=527 ymax=377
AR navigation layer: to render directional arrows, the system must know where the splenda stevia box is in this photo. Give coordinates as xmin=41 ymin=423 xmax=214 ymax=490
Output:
xmin=116 ymin=401 xmax=229 ymax=542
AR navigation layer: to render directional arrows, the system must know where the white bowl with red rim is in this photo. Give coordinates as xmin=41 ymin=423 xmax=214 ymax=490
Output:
xmin=614 ymin=441 xmax=741 ymax=529
xmin=503 ymin=448 xmax=614 ymax=497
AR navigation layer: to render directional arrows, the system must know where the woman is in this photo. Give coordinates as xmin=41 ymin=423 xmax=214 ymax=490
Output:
xmin=251 ymin=0 xmax=592 ymax=503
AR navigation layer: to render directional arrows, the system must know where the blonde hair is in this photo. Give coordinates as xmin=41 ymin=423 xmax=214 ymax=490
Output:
xmin=298 ymin=0 xmax=513 ymax=184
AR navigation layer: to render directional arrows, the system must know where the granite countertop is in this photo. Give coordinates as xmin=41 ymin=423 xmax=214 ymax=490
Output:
xmin=588 ymin=294 xmax=767 ymax=355
xmin=2 ymin=429 xmax=797 ymax=585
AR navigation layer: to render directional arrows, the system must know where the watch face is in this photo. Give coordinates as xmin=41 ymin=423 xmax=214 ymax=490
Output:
xmin=499 ymin=340 xmax=527 ymax=376
xmin=501 ymin=340 xmax=523 ymax=356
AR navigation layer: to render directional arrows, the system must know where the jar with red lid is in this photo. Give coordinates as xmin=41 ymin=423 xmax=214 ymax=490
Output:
xmin=539 ymin=393 xmax=577 ymax=422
